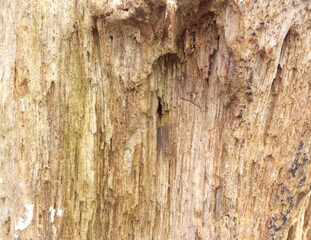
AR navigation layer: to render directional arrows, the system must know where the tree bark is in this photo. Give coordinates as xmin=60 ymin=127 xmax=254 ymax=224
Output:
xmin=1 ymin=0 xmax=311 ymax=239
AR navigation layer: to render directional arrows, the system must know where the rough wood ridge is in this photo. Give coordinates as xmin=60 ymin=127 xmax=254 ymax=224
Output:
xmin=0 ymin=0 xmax=311 ymax=239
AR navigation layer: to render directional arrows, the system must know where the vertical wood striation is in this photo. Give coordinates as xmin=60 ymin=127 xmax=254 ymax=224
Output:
xmin=0 ymin=0 xmax=311 ymax=239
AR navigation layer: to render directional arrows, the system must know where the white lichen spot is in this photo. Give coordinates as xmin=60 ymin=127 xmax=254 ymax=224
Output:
xmin=225 ymin=163 xmax=229 ymax=170
xmin=239 ymin=168 xmax=244 ymax=174
xmin=52 ymin=225 xmax=57 ymax=238
xmin=269 ymin=38 xmax=277 ymax=48
xmin=20 ymin=98 xmax=25 ymax=112
xmin=240 ymin=0 xmax=245 ymax=3
xmin=49 ymin=207 xmax=56 ymax=223
xmin=14 ymin=233 xmax=19 ymax=238
xmin=56 ymin=208 xmax=63 ymax=217
xmin=165 ymin=11 xmax=168 ymax=19
xmin=0 ymin=177 xmax=3 ymax=184
xmin=113 ymin=0 xmax=122 ymax=6
xmin=19 ymin=182 xmax=25 ymax=189
xmin=166 ymin=0 xmax=177 ymax=10
xmin=15 ymin=203 xmax=34 ymax=231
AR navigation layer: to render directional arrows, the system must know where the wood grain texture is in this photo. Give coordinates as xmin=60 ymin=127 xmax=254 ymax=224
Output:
xmin=0 ymin=0 xmax=311 ymax=239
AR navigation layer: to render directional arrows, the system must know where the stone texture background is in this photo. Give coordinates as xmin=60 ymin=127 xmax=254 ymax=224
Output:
xmin=0 ymin=0 xmax=311 ymax=239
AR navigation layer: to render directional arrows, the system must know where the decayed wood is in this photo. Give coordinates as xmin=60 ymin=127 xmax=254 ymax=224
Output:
xmin=0 ymin=0 xmax=311 ymax=239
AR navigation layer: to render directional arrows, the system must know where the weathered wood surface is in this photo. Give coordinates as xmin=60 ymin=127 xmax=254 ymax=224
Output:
xmin=0 ymin=0 xmax=311 ymax=239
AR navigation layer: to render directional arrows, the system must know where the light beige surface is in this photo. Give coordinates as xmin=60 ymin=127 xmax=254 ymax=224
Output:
xmin=0 ymin=0 xmax=311 ymax=239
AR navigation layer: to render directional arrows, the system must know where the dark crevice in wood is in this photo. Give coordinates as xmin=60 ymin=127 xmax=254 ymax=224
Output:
xmin=157 ymin=96 xmax=163 ymax=119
